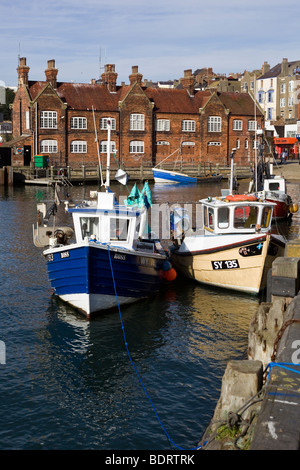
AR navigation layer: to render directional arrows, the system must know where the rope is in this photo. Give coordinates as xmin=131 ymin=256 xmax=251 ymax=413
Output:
xmin=264 ymin=361 xmax=300 ymax=385
xmin=107 ymin=244 xmax=205 ymax=450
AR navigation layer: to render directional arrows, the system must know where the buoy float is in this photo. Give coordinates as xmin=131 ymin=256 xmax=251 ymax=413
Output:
xmin=289 ymin=203 xmax=299 ymax=214
xmin=164 ymin=267 xmax=177 ymax=281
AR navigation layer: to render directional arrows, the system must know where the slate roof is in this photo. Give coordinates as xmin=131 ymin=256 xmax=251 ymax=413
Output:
xmin=26 ymin=80 xmax=260 ymax=117
xmin=217 ymin=92 xmax=263 ymax=116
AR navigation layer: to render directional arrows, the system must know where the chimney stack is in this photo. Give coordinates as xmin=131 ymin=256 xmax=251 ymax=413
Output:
xmin=281 ymin=58 xmax=288 ymax=77
xmin=129 ymin=66 xmax=143 ymax=86
xmin=181 ymin=69 xmax=194 ymax=97
xmin=262 ymin=61 xmax=270 ymax=75
xmin=17 ymin=57 xmax=30 ymax=87
xmin=101 ymin=64 xmax=118 ymax=92
xmin=45 ymin=59 xmax=58 ymax=88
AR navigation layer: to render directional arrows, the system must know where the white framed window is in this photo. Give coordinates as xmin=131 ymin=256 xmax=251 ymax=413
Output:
xmin=207 ymin=141 xmax=221 ymax=146
xmin=245 ymin=139 xmax=248 ymax=149
xmin=40 ymin=139 xmax=57 ymax=153
xmin=268 ymin=90 xmax=274 ymax=103
xmin=253 ymin=140 xmax=258 ymax=149
xmin=40 ymin=111 xmax=57 ymax=129
xmin=248 ymin=120 xmax=256 ymax=131
xmin=71 ymin=117 xmax=87 ymax=129
xmin=267 ymin=108 xmax=272 ymax=120
xmin=280 ymin=83 xmax=286 ymax=93
xmin=130 ymin=114 xmax=144 ymax=130
xmin=288 ymin=96 xmax=293 ymax=106
xmin=182 ymin=120 xmax=195 ymax=132
xmin=129 ymin=140 xmax=144 ymax=153
xmin=280 ymin=98 xmax=285 ymax=108
xmin=236 ymin=138 xmax=240 ymax=149
xmin=70 ymin=140 xmax=87 ymax=153
xmin=100 ymin=140 xmax=116 ymax=153
xmin=208 ymin=116 xmax=221 ymax=132
xmin=156 ymin=119 xmax=170 ymax=131
xmin=156 ymin=141 xmax=170 ymax=146
xmin=182 ymin=141 xmax=195 ymax=146
xmin=289 ymin=81 xmax=294 ymax=92
xmin=100 ymin=117 xmax=116 ymax=130
xmin=233 ymin=119 xmax=243 ymax=131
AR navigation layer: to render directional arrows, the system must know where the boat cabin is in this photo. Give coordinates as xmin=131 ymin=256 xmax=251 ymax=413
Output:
xmin=263 ymin=176 xmax=286 ymax=194
xmin=68 ymin=191 xmax=148 ymax=251
xmin=201 ymin=197 xmax=274 ymax=235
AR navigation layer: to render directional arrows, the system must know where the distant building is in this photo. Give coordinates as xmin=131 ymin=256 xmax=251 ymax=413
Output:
xmin=11 ymin=58 xmax=264 ymax=169
xmin=257 ymin=58 xmax=300 ymax=159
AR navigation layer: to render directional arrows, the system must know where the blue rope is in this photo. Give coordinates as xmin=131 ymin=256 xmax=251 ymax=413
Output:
xmin=265 ymin=361 xmax=300 ymax=385
xmin=107 ymin=245 xmax=205 ymax=450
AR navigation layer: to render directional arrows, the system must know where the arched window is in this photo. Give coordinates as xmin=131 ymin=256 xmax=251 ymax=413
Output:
xmin=40 ymin=139 xmax=57 ymax=153
xmin=70 ymin=141 xmax=87 ymax=153
xmin=100 ymin=141 xmax=116 ymax=153
xmin=129 ymin=141 xmax=144 ymax=153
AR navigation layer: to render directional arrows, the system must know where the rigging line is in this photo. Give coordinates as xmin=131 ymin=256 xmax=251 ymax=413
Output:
xmin=106 ymin=245 xmax=204 ymax=451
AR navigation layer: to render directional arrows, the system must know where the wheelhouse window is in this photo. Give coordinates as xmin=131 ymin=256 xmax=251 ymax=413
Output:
xmin=130 ymin=114 xmax=144 ymax=130
xmin=130 ymin=140 xmax=144 ymax=153
xmin=80 ymin=217 xmax=99 ymax=239
xmin=233 ymin=120 xmax=243 ymax=131
xmin=100 ymin=141 xmax=116 ymax=153
xmin=218 ymin=207 xmax=229 ymax=229
xmin=110 ymin=218 xmax=130 ymax=241
xmin=203 ymin=206 xmax=214 ymax=231
xmin=70 ymin=117 xmax=87 ymax=129
xmin=40 ymin=139 xmax=57 ymax=153
xmin=40 ymin=111 xmax=57 ymax=129
xmin=100 ymin=118 xmax=116 ymax=130
xmin=234 ymin=206 xmax=258 ymax=229
xmin=208 ymin=116 xmax=221 ymax=132
xmin=70 ymin=140 xmax=87 ymax=153
xmin=182 ymin=120 xmax=195 ymax=132
xmin=156 ymin=119 xmax=170 ymax=131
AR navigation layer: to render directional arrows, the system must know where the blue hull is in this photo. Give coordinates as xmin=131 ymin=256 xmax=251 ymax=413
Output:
xmin=152 ymin=169 xmax=197 ymax=184
xmin=45 ymin=244 xmax=164 ymax=315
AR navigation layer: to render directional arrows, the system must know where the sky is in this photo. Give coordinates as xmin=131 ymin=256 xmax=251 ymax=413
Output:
xmin=1 ymin=0 xmax=300 ymax=88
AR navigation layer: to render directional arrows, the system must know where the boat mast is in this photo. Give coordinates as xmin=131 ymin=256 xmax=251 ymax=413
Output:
xmin=105 ymin=118 xmax=112 ymax=189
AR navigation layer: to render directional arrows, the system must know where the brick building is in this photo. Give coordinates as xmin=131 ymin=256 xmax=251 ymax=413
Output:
xmin=11 ymin=58 xmax=264 ymax=169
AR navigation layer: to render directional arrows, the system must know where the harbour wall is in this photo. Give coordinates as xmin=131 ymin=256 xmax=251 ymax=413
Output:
xmin=0 ymin=163 xmax=252 ymax=186
xmin=199 ymin=240 xmax=300 ymax=450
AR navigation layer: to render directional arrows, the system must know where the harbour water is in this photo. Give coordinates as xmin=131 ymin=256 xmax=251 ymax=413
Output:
xmin=0 ymin=180 xmax=299 ymax=450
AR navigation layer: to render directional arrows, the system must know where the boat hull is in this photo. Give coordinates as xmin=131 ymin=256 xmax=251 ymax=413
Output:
xmin=152 ymin=168 xmax=197 ymax=184
xmin=265 ymin=197 xmax=289 ymax=220
xmin=45 ymin=243 xmax=165 ymax=317
xmin=171 ymin=234 xmax=285 ymax=294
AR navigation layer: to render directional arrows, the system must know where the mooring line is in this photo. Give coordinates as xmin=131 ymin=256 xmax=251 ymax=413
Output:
xmin=107 ymin=245 xmax=204 ymax=450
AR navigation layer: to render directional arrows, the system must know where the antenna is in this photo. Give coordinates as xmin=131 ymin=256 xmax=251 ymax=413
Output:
xmin=18 ymin=42 xmax=21 ymax=66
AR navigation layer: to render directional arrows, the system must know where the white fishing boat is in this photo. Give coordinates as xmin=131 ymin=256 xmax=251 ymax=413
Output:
xmin=33 ymin=119 xmax=171 ymax=318
xmin=170 ymin=194 xmax=285 ymax=294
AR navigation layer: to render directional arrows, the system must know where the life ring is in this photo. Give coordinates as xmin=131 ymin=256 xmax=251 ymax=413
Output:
xmin=225 ymin=194 xmax=257 ymax=202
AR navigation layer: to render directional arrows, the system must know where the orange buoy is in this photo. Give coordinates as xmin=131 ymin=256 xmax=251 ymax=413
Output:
xmin=289 ymin=203 xmax=298 ymax=213
xmin=164 ymin=267 xmax=177 ymax=281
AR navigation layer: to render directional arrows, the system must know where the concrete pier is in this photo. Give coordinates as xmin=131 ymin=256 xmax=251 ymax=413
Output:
xmin=200 ymin=243 xmax=300 ymax=450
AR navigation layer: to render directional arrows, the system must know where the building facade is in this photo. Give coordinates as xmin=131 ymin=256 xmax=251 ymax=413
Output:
xmin=11 ymin=58 xmax=264 ymax=169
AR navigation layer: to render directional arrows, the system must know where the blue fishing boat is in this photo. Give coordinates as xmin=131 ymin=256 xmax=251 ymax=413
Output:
xmin=33 ymin=120 xmax=170 ymax=318
xmin=152 ymin=167 xmax=197 ymax=184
